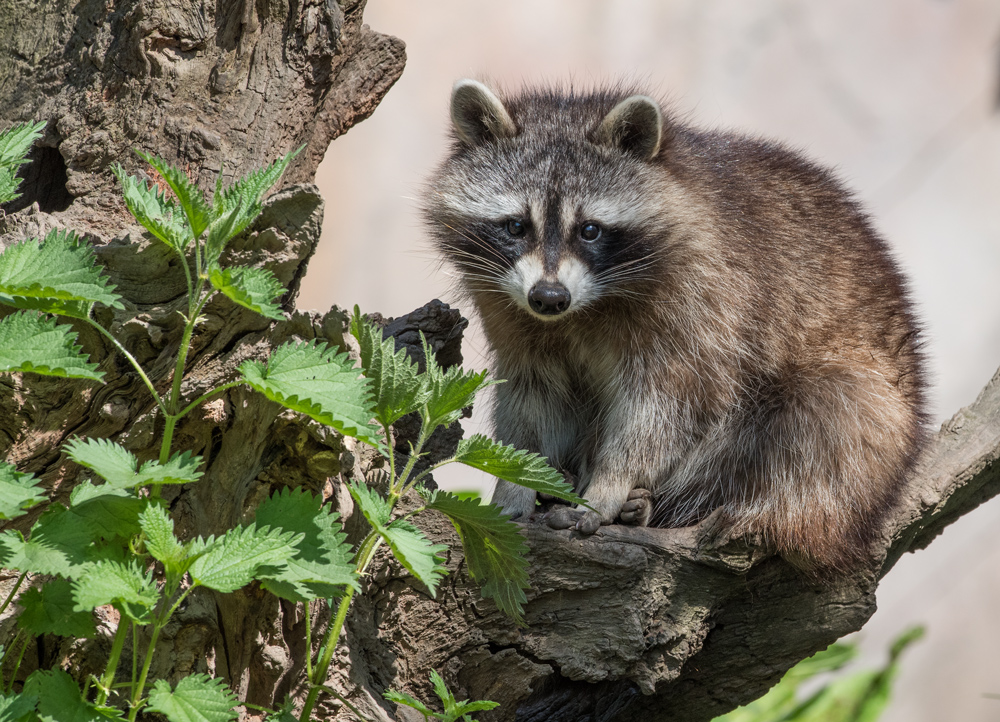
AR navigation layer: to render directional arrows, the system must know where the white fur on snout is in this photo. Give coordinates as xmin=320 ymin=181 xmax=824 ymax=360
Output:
xmin=558 ymin=256 xmax=599 ymax=310
xmin=501 ymin=252 xmax=545 ymax=314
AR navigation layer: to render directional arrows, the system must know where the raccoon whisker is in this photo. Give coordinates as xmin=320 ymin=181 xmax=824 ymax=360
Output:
xmin=441 ymin=222 xmax=511 ymax=265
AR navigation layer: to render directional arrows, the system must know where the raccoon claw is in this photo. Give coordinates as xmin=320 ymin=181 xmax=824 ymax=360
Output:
xmin=543 ymin=507 xmax=581 ymax=530
xmin=618 ymin=488 xmax=652 ymax=526
xmin=543 ymin=508 xmax=603 ymax=535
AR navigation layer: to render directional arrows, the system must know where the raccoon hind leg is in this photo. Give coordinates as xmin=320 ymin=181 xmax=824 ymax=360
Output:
xmin=718 ymin=360 xmax=921 ymax=573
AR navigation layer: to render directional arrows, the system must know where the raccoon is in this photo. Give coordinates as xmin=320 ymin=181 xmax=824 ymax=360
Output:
xmin=424 ymin=79 xmax=927 ymax=571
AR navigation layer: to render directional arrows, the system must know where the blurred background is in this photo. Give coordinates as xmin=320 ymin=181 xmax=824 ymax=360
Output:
xmin=298 ymin=1 xmax=1000 ymax=719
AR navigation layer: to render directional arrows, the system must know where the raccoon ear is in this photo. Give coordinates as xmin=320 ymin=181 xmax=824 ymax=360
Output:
xmin=596 ymin=95 xmax=664 ymax=160
xmin=451 ymin=79 xmax=517 ymax=147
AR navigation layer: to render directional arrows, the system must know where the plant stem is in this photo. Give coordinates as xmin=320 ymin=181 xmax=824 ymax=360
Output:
xmin=0 ymin=629 xmax=21 ymax=690
xmin=317 ymin=683 xmax=370 ymax=721
xmin=89 ymin=321 xmax=166 ymax=415
xmin=7 ymin=631 xmax=29 ymax=693
xmin=167 ymin=316 xmax=197 ymax=417
xmin=95 ymin=617 xmax=129 ymax=705
xmin=299 ymin=533 xmax=384 ymax=722
xmin=128 ymin=586 xmax=194 ymax=721
xmin=0 ymin=571 xmax=27 ymax=619
xmin=174 ymin=381 xmax=244 ymax=421
xmin=392 ymin=424 xmax=431 ymax=500
xmin=304 ymin=603 xmax=313 ymax=680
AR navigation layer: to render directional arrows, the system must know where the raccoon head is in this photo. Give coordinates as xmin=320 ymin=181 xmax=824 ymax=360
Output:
xmin=427 ymin=79 xmax=672 ymax=322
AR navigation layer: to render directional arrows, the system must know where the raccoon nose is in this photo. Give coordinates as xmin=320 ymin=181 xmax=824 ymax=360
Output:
xmin=528 ymin=282 xmax=571 ymax=315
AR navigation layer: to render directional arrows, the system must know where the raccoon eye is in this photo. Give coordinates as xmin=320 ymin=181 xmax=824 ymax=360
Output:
xmin=505 ymin=219 xmax=527 ymax=237
xmin=580 ymin=222 xmax=602 ymax=242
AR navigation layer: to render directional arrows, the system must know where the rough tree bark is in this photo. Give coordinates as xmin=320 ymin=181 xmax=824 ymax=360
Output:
xmin=1 ymin=3 xmax=998 ymax=722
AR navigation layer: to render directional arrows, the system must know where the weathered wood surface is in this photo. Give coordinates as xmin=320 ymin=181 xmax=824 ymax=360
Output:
xmin=2 ymin=2 xmax=1000 ymax=721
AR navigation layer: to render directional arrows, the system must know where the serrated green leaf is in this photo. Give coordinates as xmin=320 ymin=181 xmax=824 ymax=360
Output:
xmin=430 ymin=669 xmax=500 ymax=722
xmin=350 ymin=307 xmax=429 ymax=427
xmin=139 ymin=503 xmax=189 ymax=574
xmin=18 ymin=579 xmax=97 ymax=638
xmin=67 ymin=482 xmax=143 ymax=541
xmin=263 ymin=700 xmax=298 ymax=722
xmin=208 ymin=264 xmax=285 ymax=321
xmin=347 ymin=481 xmax=448 ymax=596
xmin=204 ymin=147 xmax=302 ymax=264
xmin=383 ymin=689 xmax=435 ymax=718
xmin=419 ymin=336 xmax=496 ymax=432
xmin=66 ymin=438 xmax=203 ymax=489
xmin=137 ymin=152 xmax=212 ymax=242
xmin=424 ymin=490 xmax=529 ymax=625
xmin=72 ymin=560 xmax=158 ymax=624
xmin=24 ymin=669 xmax=125 ymax=722
xmin=213 ymin=148 xmax=300 ymax=217
xmin=346 ymin=478 xmax=391 ymax=528
xmin=190 ymin=523 xmax=301 ymax=593
xmin=0 ymin=462 xmax=45 ymax=520
xmin=0 ymin=689 xmax=38 ymax=722
xmin=238 ymin=340 xmax=379 ymax=444
xmin=147 ymin=674 xmax=238 ymax=722
xmin=0 ymin=311 xmax=102 ymax=380
xmin=254 ymin=488 xmax=358 ymax=602
xmin=113 ymin=165 xmax=193 ymax=252
xmin=0 ymin=228 xmax=123 ymax=310
xmin=0 ymin=120 xmax=45 ymax=204
xmin=0 ymin=121 xmax=44 ymax=168
xmin=454 ymin=435 xmax=587 ymax=506
xmin=0 ymin=505 xmax=96 ymax=577
xmin=383 ymin=519 xmax=448 ymax=596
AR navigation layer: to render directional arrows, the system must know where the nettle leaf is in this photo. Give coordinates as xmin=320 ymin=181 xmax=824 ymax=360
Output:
xmin=0 ymin=505 xmax=98 ymax=577
xmin=0 ymin=689 xmax=38 ymax=722
xmin=238 ymin=340 xmax=379 ymax=444
xmin=140 ymin=503 xmax=190 ymax=576
xmin=0 ymin=462 xmax=45 ymax=520
xmin=213 ymin=147 xmax=300 ymax=218
xmin=204 ymin=147 xmax=302 ymax=264
xmin=254 ymin=488 xmax=358 ymax=602
xmin=147 ymin=674 xmax=238 ymax=722
xmin=383 ymin=689 xmax=434 ymax=718
xmin=454 ymin=435 xmax=587 ymax=506
xmin=24 ymin=668 xmax=125 ymax=721
xmin=0 ymin=229 xmax=123 ymax=311
xmin=67 ymin=483 xmax=143 ymax=541
xmin=431 ymin=669 xmax=500 ymax=722
xmin=19 ymin=578 xmax=97 ymax=638
xmin=137 ymin=151 xmax=212 ymax=241
xmin=0 ymin=312 xmax=102 ymax=381
xmin=350 ymin=307 xmax=428 ymax=427
xmin=72 ymin=560 xmax=158 ymax=624
xmin=66 ymin=438 xmax=203 ymax=489
xmin=190 ymin=523 xmax=301 ymax=594
xmin=419 ymin=336 xmax=496 ymax=432
xmin=113 ymin=166 xmax=192 ymax=252
xmin=263 ymin=700 xmax=298 ymax=722
xmin=0 ymin=120 xmax=45 ymax=204
xmin=208 ymin=264 xmax=285 ymax=321
xmin=347 ymin=481 xmax=448 ymax=596
xmin=383 ymin=519 xmax=449 ymax=597
xmin=424 ymin=490 xmax=530 ymax=625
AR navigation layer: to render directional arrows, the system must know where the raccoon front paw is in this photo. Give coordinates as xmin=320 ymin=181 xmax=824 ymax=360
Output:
xmin=618 ymin=488 xmax=652 ymax=526
xmin=543 ymin=508 xmax=604 ymax=535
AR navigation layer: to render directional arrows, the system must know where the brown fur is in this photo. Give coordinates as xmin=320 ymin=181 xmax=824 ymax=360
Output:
xmin=424 ymin=81 xmax=927 ymax=572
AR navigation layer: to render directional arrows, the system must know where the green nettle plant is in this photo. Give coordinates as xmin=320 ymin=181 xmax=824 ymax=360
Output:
xmin=0 ymin=123 xmax=585 ymax=721
xmin=384 ymin=671 xmax=498 ymax=722
xmin=713 ymin=626 xmax=924 ymax=722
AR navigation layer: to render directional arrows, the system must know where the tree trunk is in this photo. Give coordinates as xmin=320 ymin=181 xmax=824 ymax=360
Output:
xmin=2 ymin=3 xmax=999 ymax=722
